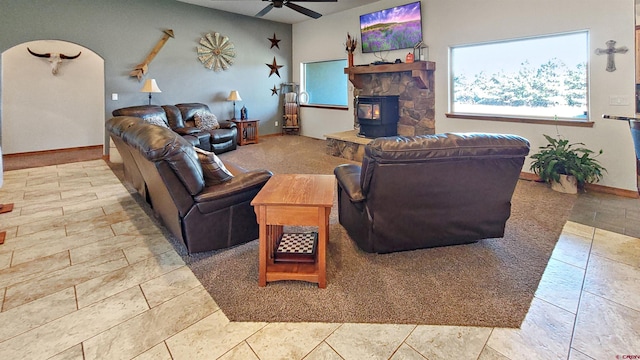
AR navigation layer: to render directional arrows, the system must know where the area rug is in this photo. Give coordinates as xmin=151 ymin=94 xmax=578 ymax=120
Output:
xmin=181 ymin=136 xmax=576 ymax=328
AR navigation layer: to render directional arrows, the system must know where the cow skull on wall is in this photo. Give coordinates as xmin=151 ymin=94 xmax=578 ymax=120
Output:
xmin=27 ymin=47 xmax=81 ymax=75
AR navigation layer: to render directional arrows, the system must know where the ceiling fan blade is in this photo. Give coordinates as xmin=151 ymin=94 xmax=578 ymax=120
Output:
xmin=255 ymin=3 xmax=274 ymax=17
xmin=289 ymin=0 xmax=337 ymax=2
xmin=285 ymin=2 xmax=322 ymax=19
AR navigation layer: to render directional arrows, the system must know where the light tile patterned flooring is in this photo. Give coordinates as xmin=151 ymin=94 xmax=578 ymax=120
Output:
xmin=0 ymin=159 xmax=639 ymax=359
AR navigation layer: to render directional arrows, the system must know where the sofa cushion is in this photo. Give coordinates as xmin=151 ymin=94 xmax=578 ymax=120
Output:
xmin=112 ymin=105 xmax=167 ymax=120
xmin=144 ymin=115 xmax=169 ymax=128
xmin=162 ymin=105 xmax=186 ymax=129
xmin=194 ymin=147 xmax=233 ymax=185
xmin=123 ymin=123 xmax=205 ymax=196
xmin=194 ymin=111 xmax=220 ymax=130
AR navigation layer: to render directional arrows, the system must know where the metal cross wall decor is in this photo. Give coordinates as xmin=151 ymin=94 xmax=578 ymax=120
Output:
xmin=595 ymin=40 xmax=628 ymax=72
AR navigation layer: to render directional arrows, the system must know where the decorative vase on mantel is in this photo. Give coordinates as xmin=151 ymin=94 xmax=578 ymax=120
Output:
xmin=345 ymin=32 xmax=357 ymax=68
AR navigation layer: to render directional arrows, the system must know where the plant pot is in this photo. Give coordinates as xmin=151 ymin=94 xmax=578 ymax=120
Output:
xmin=551 ymin=174 xmax=578 ymax=194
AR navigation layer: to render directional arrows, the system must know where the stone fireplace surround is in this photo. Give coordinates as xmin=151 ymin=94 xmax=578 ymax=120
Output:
xmin=326 ymin=61 xmax=436 ymax=161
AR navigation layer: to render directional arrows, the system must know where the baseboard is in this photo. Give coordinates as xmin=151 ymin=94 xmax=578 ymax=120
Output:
xmin=583 ymin=182 xmax=639 ymax=198
xmin=519 ymin=171 xmax=639 ymax=198
xmin=4 ymin=145 xmax=103 ymax=158
xmin=261 ymin=133 xmax=283 ymax=138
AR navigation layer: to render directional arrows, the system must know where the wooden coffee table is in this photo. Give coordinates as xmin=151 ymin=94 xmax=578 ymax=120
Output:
xmin=251 ymin=174 xmax=335 ymax=288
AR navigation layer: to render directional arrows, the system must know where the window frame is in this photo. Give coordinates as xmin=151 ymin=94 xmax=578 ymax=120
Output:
xmin=447 ymin=31 xmax=592 ymax=126
xmin=300 ymin=59 xmax=349 ymax=109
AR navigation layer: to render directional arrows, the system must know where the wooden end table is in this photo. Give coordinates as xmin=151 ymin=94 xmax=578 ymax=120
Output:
xmin=231 ymin=119 xmax=259 ymax=146
xmin=251 ymin=174 xmax=335 ymax=288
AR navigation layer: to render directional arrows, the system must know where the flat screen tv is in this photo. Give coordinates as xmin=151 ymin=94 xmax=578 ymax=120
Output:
xmin=360 ymin=1 xmax=423 ymax=54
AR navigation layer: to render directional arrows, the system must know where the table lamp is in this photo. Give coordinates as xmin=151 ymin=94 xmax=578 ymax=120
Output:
xmin=227 ymin=90 xmax=242 ymax=120
xmin=140 ymin=79 xmax=162 ymax=105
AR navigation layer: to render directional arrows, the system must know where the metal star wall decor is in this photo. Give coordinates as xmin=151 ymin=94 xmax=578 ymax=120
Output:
xmin=271 ymin=85 xmax=278 ymax=96
xmin=268 ymin=33 xmax=281 ymax=49
xmin=266 ymin=57 xmax=283 ymax=78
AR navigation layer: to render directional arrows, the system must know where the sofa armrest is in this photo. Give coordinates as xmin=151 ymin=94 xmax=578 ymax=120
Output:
xmin=219 ymin=121 xmax=237 ymax=129
xmin=334 ymin=164 xmax=366 ymax=203
xmin=194 ymin=170 xmax=272 ymax=203
xmin=174 ymin=127 xmax=202 ymax=135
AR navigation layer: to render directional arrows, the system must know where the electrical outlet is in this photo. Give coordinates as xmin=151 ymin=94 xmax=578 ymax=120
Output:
xmin=275 ymin=121 xmax=278 ymax=126
xmin=111 ymin=93 xmax=118 ymax=101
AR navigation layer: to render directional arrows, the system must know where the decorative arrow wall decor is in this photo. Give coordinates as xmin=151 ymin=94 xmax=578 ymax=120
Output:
xmin=130 ymin=29 xmax=174 ymax=81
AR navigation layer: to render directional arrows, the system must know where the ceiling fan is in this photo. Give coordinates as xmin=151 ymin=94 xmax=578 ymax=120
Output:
xmin=256 ymin=0 xmax=337 ymax=19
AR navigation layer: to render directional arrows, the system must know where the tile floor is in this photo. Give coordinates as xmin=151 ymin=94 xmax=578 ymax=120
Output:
xmin=0 ymin=158 xmax=639 ymax=359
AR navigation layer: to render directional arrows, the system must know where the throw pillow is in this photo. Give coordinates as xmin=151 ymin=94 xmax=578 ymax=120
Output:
xmin=144 ymin=115 xmax=169 ymax=128
xmin=193 ymin=147 xmax=233 ymax=185
xmin=194 ymin=111 xmax=220 ymax=130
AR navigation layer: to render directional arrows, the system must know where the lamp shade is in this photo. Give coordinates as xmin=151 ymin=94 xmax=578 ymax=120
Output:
xmin=227 ymin=90 xmax=242 ymax=101
xmin=140 ymin=79 xmax=162 ymax=93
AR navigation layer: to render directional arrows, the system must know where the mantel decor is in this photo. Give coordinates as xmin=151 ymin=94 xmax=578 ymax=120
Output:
xmin=345 ymin=32 xmax=357 ymax=68
xmin=197 ymin=32 xmax=236 ymax=72
xmin=344 ymin=61 xmax=436 ymax=89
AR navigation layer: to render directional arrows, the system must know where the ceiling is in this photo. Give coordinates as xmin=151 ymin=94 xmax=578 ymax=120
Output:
xmin=177 ymin=0 xmax=380 ymax=24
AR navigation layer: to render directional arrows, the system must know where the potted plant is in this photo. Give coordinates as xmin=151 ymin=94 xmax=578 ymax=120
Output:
xmin=529 ymin=134 xmax=607 ymax=194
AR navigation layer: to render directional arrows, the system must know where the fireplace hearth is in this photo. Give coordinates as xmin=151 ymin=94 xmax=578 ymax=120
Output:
xmin=356 ymin=95 xmax=399 ymax=138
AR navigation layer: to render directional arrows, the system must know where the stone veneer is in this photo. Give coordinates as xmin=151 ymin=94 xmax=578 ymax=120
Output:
xmin=327 ymin=62 xmax=436 ymax=161
xmin=354 ymin=70 xmax=435 ymax=137
xmin=326 ymin=130 xmax=372 ymax=162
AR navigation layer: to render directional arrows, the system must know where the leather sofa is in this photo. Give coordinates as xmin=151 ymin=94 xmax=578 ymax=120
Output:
xmin=334 ymin=133 xmax=530 ymax=253
xmin=106 ymin=116 xmax=148 ymax=200
xmin=112 ymin=103 xmax=237 ymax=154
xmin=106 ymin=116 xmax=272 ymax=253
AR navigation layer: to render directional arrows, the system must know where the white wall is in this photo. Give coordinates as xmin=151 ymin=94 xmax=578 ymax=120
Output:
xmin=293 ymin=0 xmax=637 ymax=191
xmin=2 ymin=40 xmax=104 ymax=154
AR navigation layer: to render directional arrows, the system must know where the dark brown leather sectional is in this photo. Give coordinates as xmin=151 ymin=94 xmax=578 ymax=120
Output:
xmin=106 ymin=116 xmax=272 ymax=253
xmin=334 ymin=133 xmax=530 ymax=253
xmin=112 ymin=103 xmax=237 ymax=154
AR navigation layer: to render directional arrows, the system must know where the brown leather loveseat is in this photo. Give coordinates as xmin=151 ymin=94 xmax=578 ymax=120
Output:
xmin=334 ymin=133 xmax=530 ymax=253
xmin=113 ymin=103 xmax=237 ymax=154
xmin=106 ymin=116 xmax=272 ymax=253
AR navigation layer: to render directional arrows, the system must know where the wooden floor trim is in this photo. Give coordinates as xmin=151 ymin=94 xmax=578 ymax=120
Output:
xmin=4 ymin=145 xmax=103 ymax=158
xmin=520 ymin=172 xmax=639 ymax=198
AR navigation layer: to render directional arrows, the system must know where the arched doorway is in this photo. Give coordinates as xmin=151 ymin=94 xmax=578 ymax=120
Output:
xmin=1 ymin=40 xmax=104 ymax=154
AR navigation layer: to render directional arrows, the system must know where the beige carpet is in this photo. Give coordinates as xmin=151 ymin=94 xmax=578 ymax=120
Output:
xmin=183 ymin=136 xmax=575 ymax=327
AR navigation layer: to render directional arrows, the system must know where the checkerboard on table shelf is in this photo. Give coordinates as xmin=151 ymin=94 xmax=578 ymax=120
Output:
xmin=274 ymin=232 xmax=318 ymax=263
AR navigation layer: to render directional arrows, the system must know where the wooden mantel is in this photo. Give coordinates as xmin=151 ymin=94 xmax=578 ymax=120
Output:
xmin=344 ymin=61 xmax=436 ymax=89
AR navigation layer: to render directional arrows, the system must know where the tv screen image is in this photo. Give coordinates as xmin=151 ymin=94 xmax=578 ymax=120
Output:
xmin=360 ymin=1 xmax=422 ymax=54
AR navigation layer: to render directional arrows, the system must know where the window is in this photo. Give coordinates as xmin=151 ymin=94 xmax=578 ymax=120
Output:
xmin=450 ymin=31 xmax=588 ymax=120
xmin=301 ymin=59 xmax=348 ymax=107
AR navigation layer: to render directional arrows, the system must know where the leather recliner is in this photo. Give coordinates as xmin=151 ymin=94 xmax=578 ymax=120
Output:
xmin=112 ymin=103 xmax=237 ymax=154
xmin=334 ymin=133 xmax=530 ymax=253
xmin=173 ymin=103 xmax=237 ymax=154
xmin=106 ymin=116 xmax=272 ymax=253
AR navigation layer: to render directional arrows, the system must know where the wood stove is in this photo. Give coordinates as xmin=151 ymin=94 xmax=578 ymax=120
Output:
xmin=356 ymin=95 xmax=399 ymax=138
